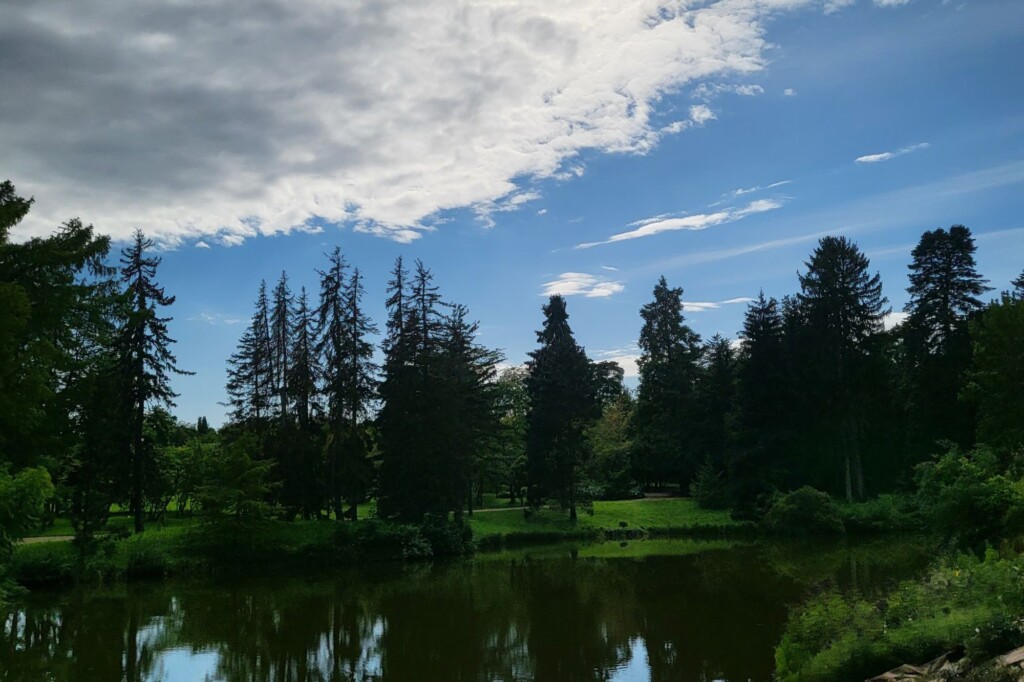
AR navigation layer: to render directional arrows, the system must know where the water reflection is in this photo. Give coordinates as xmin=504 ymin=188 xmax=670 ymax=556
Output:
xmin=0 ymin=540 xmax=931 ymax=682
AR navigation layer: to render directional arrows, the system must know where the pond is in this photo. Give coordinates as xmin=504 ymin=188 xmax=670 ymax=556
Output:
xmin=0 ymin=538 xmax=933 ymax=682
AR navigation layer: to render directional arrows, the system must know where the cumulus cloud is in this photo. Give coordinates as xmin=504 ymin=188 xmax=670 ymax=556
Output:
xmin=681 ymin=297 xmax=754 ymax=312
xmin=783 ymin=88 xmax=798 ymax=96
xmin=3 ymin=0 xmax=834 ymax=246
xmin=542 ymin=272 xmax=625 ymax=298
xmin=856 ymin=142 xmax=930 ymax=164
xmin=194 ymin=240 xmax=211 ymax=249
xmin=576 ymin=198 xmax=783 ymax=249
xmin=883 ymin=311 xmax=910 ymax=330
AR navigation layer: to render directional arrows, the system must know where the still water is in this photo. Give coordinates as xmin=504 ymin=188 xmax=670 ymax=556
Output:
xmin=0 ymin=539 xmax=932 ymax=682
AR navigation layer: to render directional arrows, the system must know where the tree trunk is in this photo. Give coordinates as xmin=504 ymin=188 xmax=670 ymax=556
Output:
xmin=132 ymin=402 xmax=145 ymax=534
xmin=843 ymin=451 xmax=853 ymax=504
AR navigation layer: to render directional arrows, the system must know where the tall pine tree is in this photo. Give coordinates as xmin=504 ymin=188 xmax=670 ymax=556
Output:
xmin=796 ymin=236 xmax=887 ymax=501
xmin=115 ymin=230 xmax=191 ymax=533
xmin=525 ymin=295 xmax=598 ymax=522
xmin=632 ymin=277 xmax=701 ymax=489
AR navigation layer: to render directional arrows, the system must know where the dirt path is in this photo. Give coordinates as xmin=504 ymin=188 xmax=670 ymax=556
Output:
xmin=19 ymin=535 xmax=74 ymax=544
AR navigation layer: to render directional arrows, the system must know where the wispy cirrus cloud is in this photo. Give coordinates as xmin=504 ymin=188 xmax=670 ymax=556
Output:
xmin=576 ymin=198 xmax=784 ymax=249
xmin=856 ymin=142 xmax=930 ymax=164
xmin=710 ymin=179 xmax=791 ymax=205
xmin=681 ymin=297 xmax=754 ymax=312
xmin=541 ymin=272 xmax=625 ymax=298
xmin=188 ymin=312 xmax=243 ymax=326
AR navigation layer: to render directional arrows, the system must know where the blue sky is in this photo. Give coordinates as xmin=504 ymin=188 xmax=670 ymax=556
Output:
xmin=3 ymin=0 xmax=1022 ymax=426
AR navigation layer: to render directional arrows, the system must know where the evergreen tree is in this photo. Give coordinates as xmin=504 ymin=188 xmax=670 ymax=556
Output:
xmin=731 ymin=292 xmax=787 ymax=508
xmin=335 ymin=267 xmax=378 ymax=520
xmin=693 ymin=334 xmax=736 ymax=480
xmin=491 ymin=366 xmax=530 ymax=505
xmin=525 ymin=295 xmax=598 ymax=522
xmin=967 ymin=292 xmax=1024 ymax=450
xmin=796 ymin=236 xmax=887 ymax=501
xmin=225 ymin=282 xmax=274 ymax=427
xmin=903 ymin=225 xmax=990 ymax=456
xmin=632 ymin=277 xmax=701 ymax=488
xmin=1012 ymin=270 xmax=1024 ymax=299
xmin=439 ymin=304 xmax=501 ymax=517
xmin=288 ymin=286 xmax=322 ymax=518
xmin=270 ymin=272 xmax=293 ymax=423
xmin=115 ymin=230 xmax=191 ymax=532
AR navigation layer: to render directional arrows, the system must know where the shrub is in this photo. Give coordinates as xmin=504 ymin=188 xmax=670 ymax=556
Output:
xmin=690 ymin=461 xmax=730 ymax=510
xmin=915 ymin=444 xmax=1024 ymax=546
xmin=419 ymin=515 xmax=474 ymax=556
xmin=839 ymin=494 xmax=923 ymax=534
xmin=764 ymin=486 xmax=845 ymax=536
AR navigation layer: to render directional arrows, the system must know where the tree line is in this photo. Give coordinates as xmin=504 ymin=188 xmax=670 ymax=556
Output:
xmin=2 ymin=177 xmax=1023 ymax=560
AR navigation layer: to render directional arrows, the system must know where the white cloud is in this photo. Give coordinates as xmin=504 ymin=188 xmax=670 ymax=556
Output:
xmin=681 ymin=297 xmax=754 ymax=312
xmin=594 ymin=347 xmax=640 ymax=377
xmin=194 ymin=240 xmax=211 ymax=249
xmin=692 ymin=82 xmax=764 ymax=100
xmin=875 ymin=0 xmax=911 ymax=6
xmin=689 ymin=104 xmax=717 ymax=126
xmin=883 ymin=311 xmax=909 ymax=330
xmin=823 ymin=0 xmax=857 ymax=14
xmin=188 ymin=311 xmax=243 ymax=326
xmin=601 ymin=265 xmax=619 ymax=271
xmin=5 ymin=0 xmax=838 ymax=246
xmin=576 ymin=198 xmax=783 ymax=248
xmin=783 ymin=88 xmax=798 ymax=96
xmin=474 ymin=191 xmax=542 ymax=228
xmin=542 ymin=272 xmax=625 ymax=298
xmin=712 ymin=179 xmax=791 ymax=204
xmin=856 ymin=142 xmax=930 ymax=164
xmin=537 ymin=208 xmax=548 ymax=216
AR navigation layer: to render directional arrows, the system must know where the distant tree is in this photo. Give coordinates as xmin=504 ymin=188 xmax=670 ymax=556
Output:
xmin=196 ymin=416 xmax=211 ymax=435
xmin=270 ymin=272 xmax=293 ymax=423
xmin=966 ymin=292 xmax=1024 ymax=450
xmin=115 ymin=230 xmax=192 ymax=533
xmin=903 ymin=225 xmax=990 ymax=457
xmin=288 ymin=286 xmax=322 ymax=518
xmin=796 ymin=236 xmax=888 ymax=502
xmin=490 ymin=366 xmax=530 ymax=505
xmin=632 ymin=277 xmax=701 ymax=489
xmin=731 ymin=292 xmax=787 ymax=509
xmin=692 ymin=334 xmax=737 ymax=489
xmin=592 ymin=360 xmax=626 ymax=408
xmin=525 ymin=295 xmax=599 ymax=522
xmin=225 ymin=282 xmax=273 ymax=427
xmin=335 ymin=266 xmax=378 ymax=520
xmin=438 ymin=304 xmax=501 ymax=517
xmin=1012 ymin=270 xmax=1024 ymax=299
xmin=586 ymin=392 xmax=636 ymax=500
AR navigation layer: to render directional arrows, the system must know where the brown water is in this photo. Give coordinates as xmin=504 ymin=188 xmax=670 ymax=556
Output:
xmin=0 ymin=539 xmax=932 ymax=682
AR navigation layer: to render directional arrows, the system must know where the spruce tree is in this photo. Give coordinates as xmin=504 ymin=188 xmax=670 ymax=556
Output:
xmin=315 ymin=247 xmax=350 ymax=520
xmin=632 ymin=277 xmax=701 ymax=489
xmin=903 ymin=225 xmax=990 ymax=457
xmin=115 ymin=230 xmax=191 ymax=532
xmin=287 ymin=286 xmax=322 ymax=518
xmin=270 ymin=271 xmax=293 ymax=423
xmin=525 ymin=295 xmax=598 ymax=522
xmin=693 ymin=334 xmax=736 ymax=482
xmin=225 ymin=281 xmax=273 ymax=427
xmin=732 ymin=292 xmax=787 ymax=508
xmin=797 ymin=236 xmax=887 ymax=502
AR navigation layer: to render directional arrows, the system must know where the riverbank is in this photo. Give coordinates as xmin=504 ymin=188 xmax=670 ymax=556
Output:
xmin=9 ymin=497 xmax=748 ymax=588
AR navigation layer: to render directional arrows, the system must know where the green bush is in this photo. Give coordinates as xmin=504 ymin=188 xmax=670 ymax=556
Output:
xmin=689 ymin=461 xmax=730 ymax=510
xmin=915 ymin=444 xmax=1024 ymax=546
xmin=775 ymin=551 xmax=1024 ymax=682
xmin=10 ymin=543 xmax=75 ymax=586
xmin=839 ymin=494 xmax=924 ymax=534
xmin=764 ymin=486 xmax=845 ymax=536
xmin=419 ymin=515 xmax=474 ymax=556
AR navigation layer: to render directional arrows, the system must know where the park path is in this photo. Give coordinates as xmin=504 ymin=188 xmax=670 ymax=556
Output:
xmin=19 ymin=535 xmax=74 ymax=544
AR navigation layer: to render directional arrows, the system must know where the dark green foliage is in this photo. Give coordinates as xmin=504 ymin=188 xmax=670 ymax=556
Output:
xmin=115 ymin=230 xmax=192 ymax=532
xmin=525 ymin=295 xmax=600 ymax=522
xmin=903 ymin=225 xmax=990 ymax=460
xmin=586 ymin=393 xmax=638 ymax=500
xmin=966 ymin=292 xmax=1024 ymax=451
xmin=914 ymin=444 xmax=1024 ymax=547
xmin=730 ymin=292 xmax=788 ymax=512
xmin=795 ymin=236 xmax=888 ymax=501
xmin=838 ymin=494 xmax=923 ymax=534
xmin=632 ymin=277 xmax=701 ymax=488
xmin=690 ymin=460 xmax=730 ymax=510
xmin=764 ymin=486 xmax=845 ymax=536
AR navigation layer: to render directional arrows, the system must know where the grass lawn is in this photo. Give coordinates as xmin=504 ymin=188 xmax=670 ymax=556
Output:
xmin=470 ymin=498 xmax=748 ymax=547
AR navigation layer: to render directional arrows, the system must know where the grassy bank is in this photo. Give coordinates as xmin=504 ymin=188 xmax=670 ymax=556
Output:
xmin=469 ymin=498 xmax=752 ymax=548
xmin=775 ymin=549 xmax=1024 ymax=681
